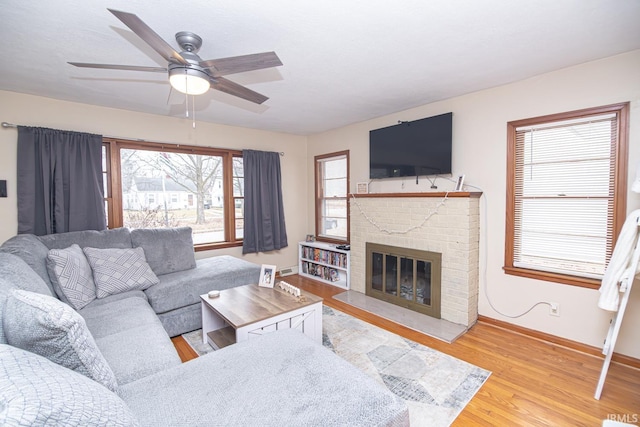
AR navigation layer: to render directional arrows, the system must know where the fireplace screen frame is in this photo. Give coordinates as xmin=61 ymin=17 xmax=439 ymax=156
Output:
xmin=365 ymin=243 xmax=442 ymax=318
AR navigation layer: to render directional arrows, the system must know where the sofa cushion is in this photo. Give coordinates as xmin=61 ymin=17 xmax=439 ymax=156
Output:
xmin=46 ymin=244 xmax=96 ymax=310
xmin=0 ymin=344 xmax=140 ymax=427
xmin=131 ymin=227 xmax=196 ymax=276
xmin=119 ymin=329 xmax=410 ymax=427
xmin=3 ymin=289 xmax=118 ymax=392
xmin=82 ymin=289 xmax=148 ymax=311
xmin=83 ymin=247 xmax=159 ymax=298
xmin=38 ymin=227 xmax=132 ymax=250
xmin=155 ymin=303 xmax=201 ymax=338
xmin=145 ymin=255 xmax=261 ymax=314
xmin=0 ymin=253 xmax=54 ymax=345
xmin=80 ymin=295 xmax=182 ymax=385
xmin=0 ymin=234 xmax=54 ymax=295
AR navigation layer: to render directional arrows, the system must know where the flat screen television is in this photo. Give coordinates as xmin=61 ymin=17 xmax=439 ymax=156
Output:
xmin=369 ymin=112 xmax=452 ymax=179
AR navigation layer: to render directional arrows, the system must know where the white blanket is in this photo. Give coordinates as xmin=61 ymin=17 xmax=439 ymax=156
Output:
xmin=598 ymin=209 xmax=640 ymax=311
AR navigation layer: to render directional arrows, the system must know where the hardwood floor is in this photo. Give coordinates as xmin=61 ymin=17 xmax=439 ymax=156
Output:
xmin=173 ymin=275 xmax=640 ymax=426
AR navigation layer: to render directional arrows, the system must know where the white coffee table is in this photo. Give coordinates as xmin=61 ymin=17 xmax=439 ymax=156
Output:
xmin=200 ymin=284 xmax=323 ymax=350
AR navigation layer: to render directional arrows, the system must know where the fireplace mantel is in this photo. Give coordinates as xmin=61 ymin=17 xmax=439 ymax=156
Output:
xmin=350 ymin=192 xmax=482 ymax=198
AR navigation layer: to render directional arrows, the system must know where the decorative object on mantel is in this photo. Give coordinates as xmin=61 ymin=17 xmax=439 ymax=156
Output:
xmin=356 ymin=182 xmax=369 ymax=194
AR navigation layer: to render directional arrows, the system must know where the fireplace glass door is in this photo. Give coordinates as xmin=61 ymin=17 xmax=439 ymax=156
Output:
xmin=366 ymin=243 xmax=441 ymax=318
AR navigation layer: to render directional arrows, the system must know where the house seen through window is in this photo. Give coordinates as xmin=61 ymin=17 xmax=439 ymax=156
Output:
xmin=103 ymin=139 xmax=243 ymax=250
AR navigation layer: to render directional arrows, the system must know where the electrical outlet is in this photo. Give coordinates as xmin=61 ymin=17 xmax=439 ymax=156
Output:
xmin=549 ymin=302 xmax=560 ymax=317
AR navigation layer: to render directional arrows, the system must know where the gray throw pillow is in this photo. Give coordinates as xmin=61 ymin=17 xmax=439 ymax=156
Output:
xmin=131 ymin=227 xmax=197 ymax=275
xmin=83 ymin=247 xmax=159 ymax=298
xmin=0 ymin=234 xmax=54 ymax=294
xmin=0 ymin=344 xmax=140 ymax=426
xmin=46 ymin=244 xmax=97 ymax=310
xmin=3 ymin=289 xmax=118 ymax=393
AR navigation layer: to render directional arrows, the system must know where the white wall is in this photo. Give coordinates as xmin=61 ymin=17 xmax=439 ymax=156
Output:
xmin=307 ymin=50 xmax=640 ymax=358
xmin=1 ymin=50 xmax=638 ymax=359
xmin=0 ymin=91 xmax=308 ymax=270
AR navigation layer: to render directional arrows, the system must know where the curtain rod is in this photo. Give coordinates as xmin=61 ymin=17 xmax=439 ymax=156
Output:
xmin=1 ymin=121 xmax=284 ymax=156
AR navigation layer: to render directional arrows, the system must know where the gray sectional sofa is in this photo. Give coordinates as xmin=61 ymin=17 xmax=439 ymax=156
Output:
xmin=0 ymin=227 xmax=409 ymax=426
xmin=0 ymin=227 xmax=261 ymax=337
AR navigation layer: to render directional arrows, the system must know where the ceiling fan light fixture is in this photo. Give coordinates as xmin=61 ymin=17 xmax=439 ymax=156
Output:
xmin=169 ymin=67 xmax=210 ymax=95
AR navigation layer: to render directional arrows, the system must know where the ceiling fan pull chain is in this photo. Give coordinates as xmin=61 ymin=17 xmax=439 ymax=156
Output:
xmin=192 ymin=96 xmax=196 ymax=128
xmin=185 ymin=76 xmax=189 ymax=119
xmin=166 ymin=85 xmax=173 ymax=105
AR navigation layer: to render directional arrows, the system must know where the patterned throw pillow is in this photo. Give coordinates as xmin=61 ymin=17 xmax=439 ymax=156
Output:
xmin=46 ymin=244 xmax=96 ymax=310
xmin=3 ymin=289 xmax=119 ymax=393
xmin=0 ymin=344 xmax=140 ymax=426
xmin=83 ymin=247 xmax=159 ymax=298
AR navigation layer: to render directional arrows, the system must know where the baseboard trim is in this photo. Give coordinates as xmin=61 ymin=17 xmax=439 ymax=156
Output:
xmin=477 ymin=315 xmax=640 ymax=370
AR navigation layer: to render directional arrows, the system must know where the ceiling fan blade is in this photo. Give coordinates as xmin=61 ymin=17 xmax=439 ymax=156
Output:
xmin=200 ymin=52 xmax=282 ymax=76
xmin=68 ymin=62 xmax=167 ymax=73
xmin=210 ymin=77 xmax=269 ymax=104
xmin=107 ymin=8 xmax=189 ymax=66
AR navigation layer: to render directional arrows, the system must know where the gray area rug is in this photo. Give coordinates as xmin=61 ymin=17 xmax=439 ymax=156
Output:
xmin=183 ymin=305 xmax=490 ymax=426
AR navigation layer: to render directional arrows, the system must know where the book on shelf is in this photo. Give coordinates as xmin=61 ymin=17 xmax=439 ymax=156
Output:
xmin=301 ymin=246 xmax=347 ymax=268
xmin=301 ymin=261 xmax=340 ymax=282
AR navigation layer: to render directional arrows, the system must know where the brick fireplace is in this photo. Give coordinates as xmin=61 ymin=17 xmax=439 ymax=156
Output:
xmin=350 ymin=192 xmax=480 ymax=327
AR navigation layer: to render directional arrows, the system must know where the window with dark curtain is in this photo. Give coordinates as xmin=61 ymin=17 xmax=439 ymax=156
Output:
xmin=17 ymin=126 xmax=105 ymax=235
xmin=242 ymin=149 xmax=288 ymax=254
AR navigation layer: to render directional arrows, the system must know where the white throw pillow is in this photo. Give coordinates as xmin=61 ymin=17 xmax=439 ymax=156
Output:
xmin=46 ymin=244 xmax=96 ymax=310
xmin=3 ymin=289 xmax=118 ymax=392
xmin=83 ymin=247 xmax=159 ymax=298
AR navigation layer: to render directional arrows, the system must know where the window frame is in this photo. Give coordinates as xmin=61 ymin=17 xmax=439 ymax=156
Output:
xmin=103 ymin=138 xmax=243 ymax=251
xmin=504 ymin=103 xmax=629 ymax=289
xmin=314 ymin=150 xmax=350 ymax=244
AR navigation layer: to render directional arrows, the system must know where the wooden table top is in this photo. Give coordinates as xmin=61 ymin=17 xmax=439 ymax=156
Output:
xmin=201 ymin=284 xmax=323 ymax=329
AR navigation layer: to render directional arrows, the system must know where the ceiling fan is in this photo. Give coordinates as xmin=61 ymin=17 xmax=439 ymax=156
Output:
xmin=69 ymin=8 xmax=282 ymax=104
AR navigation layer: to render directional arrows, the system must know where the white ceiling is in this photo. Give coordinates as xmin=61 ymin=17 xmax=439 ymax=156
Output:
xmin=1 ymin=0 xmax=639 ymax=135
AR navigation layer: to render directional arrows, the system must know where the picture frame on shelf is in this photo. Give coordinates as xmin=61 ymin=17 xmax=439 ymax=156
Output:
xmin=305 ymin=234 xmax=316 ymax=242
xmin=454 ymin=174 xmax=465 ymax=192
xmin=259 ymin=264 xmax=277 ymax=288
xmin=356 ymin=182 xmax=369 ymax=194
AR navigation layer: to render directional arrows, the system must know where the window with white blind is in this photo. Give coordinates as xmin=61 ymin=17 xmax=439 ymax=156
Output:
xmin=505 ymin=103 xmax=629 ymax=288
xmin=315 ymin=151 xmax=350 ymax=243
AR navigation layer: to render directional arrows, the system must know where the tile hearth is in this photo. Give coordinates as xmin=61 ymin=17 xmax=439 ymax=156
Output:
xmin=332 ymin=291 xmax=466 ymax=343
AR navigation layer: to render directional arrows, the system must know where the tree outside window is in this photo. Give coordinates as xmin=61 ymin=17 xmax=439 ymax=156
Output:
xmin=103 ymin=138 xmax=242 ymax=250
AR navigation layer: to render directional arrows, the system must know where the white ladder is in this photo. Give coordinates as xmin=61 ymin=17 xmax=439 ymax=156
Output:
xmin=594 ymin=218 xmax=640 ymax=400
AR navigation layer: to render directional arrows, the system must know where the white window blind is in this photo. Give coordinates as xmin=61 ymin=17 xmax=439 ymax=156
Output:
xmin=513 ymin=113 xmax=618 ymax=279
xmin=317 ymin=154 xmax=348 ymax=240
